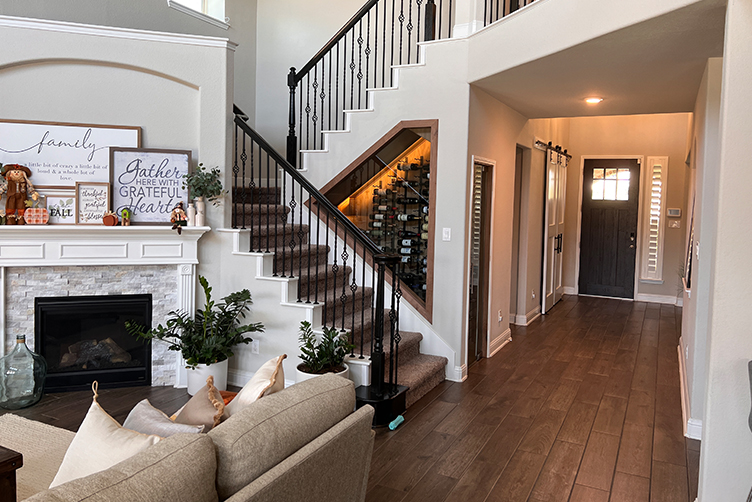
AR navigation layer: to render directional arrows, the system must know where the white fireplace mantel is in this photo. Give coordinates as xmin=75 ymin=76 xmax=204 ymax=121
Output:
xmin=0 ymin=226 xmax=210 ymax=388
xmin=0 ymin=226 xmax=210 ymax=267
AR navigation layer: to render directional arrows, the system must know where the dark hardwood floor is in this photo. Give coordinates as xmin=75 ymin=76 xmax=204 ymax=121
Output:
xmin=0 ymin=295 xmax=699 ymax=502
xmin=366 ymin=295 xmax=700 ymax=502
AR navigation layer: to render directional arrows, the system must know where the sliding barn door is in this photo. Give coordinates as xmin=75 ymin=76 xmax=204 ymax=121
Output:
xmin=542 ymin=150 xmax=568 ymax=314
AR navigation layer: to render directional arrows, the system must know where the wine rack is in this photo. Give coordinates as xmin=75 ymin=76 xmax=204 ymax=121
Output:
xmin=366 ymin=156 xmax=430 ymax=301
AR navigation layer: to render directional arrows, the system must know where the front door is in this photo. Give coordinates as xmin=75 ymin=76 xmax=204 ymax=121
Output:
xmin=579 ymin=159 xmax=640 ymax=298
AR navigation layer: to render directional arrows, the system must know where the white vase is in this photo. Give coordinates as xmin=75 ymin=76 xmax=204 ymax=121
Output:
xmin=195 ymin=197 xmax=206 ymax=227
xmin=295 ymin=363 xmax=349 ymax=383
xmin=186 ymin=359 xmax=228 ymax=395
xmin=186 ymin=202 xmax=196 ymax=226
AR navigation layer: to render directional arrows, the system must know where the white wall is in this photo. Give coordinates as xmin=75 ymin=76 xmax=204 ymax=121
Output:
xmin=0 ymin=0 xmax=256 ymax=122
xmin=681 ymin=58 xmax=722 ymax=434
xmin=254 ymin=0 xmax=363 ymax=152
xmin=699 ymin=0 xmax=752 ymax=499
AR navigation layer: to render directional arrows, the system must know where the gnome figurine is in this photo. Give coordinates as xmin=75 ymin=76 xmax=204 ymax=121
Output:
xmin=0 ymin=164 xmax=39 ymax=225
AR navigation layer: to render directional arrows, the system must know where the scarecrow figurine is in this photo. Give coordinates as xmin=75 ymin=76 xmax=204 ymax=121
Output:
xmin=0 ymin=164 xmax=39 ymax=225
xmin=171 ymin=201 xmax=188 ymax=235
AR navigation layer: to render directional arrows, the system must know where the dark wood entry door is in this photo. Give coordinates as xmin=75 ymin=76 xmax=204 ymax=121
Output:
xmin=579 ymin=159 xmax=640 ymax=298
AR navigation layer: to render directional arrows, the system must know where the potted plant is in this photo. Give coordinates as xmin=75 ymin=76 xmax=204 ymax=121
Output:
xmin=182 ymin=163 xmax=226 ymax=227
xmin=126 ymin=276 xmax=264 ymax=395
xmin=296 ymin=321 xmax=354 ymax=383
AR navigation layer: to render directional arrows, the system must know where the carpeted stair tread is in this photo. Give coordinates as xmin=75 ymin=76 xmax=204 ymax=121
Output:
xmin=354 ymin=330 xmax=423 ymax=367
xmin=397 ymin=354 xmax=448 ymax=408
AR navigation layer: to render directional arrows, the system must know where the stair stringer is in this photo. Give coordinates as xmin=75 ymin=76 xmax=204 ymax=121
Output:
xmin=216 ymin=229 xmax=323 ymax=388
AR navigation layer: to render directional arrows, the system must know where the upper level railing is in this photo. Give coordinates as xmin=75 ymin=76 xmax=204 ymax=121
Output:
xmin=285 ymin=0 xmax=455 ymax=167
xmin=233 ymin=105 xmax=405 ymax=400
xmin=484 ymin=0 xmax=535 ymax=26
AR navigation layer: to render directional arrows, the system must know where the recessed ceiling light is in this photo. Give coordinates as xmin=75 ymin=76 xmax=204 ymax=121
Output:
xmin=585 ymin=97 xmax=603 ymax=104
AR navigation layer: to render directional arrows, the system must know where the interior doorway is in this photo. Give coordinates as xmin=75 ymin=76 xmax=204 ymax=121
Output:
xmin=578 ymin=158 xmax=641 ymax=298
xmin=467 ymin=159 xmax=493 ymax=366
xmin=509 ymin=146 xmax=524 ymax=323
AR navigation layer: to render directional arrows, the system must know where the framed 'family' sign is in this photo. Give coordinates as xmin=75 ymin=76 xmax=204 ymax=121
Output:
xmin=110 ymin=148 xmax=191 ymax=225
xmin=76 ymin=182 xmax=110 ymax=224
xmin=0 ymin=119 xmax=141 ymax=188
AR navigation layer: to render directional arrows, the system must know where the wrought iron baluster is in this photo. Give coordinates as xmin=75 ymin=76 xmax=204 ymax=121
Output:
xmin=335 ymin=43 xmax=340 ymax=130
xmin=298 ymin=79 xmax=303 ymax=168
xmin=382 ymin=1 xmax=387 ymax=87
xmin=388 ymin=263 xmax=397 ymax=387
xmin=390 ymin=0 xmax=396 ymax=85
xmin=312 ymin=64 xmax=319 ymax=150
xmin=371 ymin=264 xmax=376 ymax=355
xmin=438 ymin=0 xmax=443 ymax=39
xmin=373 ymin=2 xmax=379 ymax=89
xmin=305 ymin=74 xmax=311 ymax=152
xmin=288 ymin=180 xmax=297 ymax=278
xmin=360 ymin=247 xmax=367 ymax=358
xmin=393 ymin=262 xmax=403 ymax=391
xmin=315 ymin=199 xmax=322 ymax=304
xmin=341 ymin=227 xmax=349 ymax=328
xmin=357 ymin=19 xmax=364 ymax=109
xmin=273 ymin=161 xmax=279 ymax=266
xmin=350 ymin=236 xmax=358 ymax=357
xmin=281 ymin=162 xmax=287 ymax=277
xmin=298 ymin=182 xmax=304 ymax=281
xmin=406 ymin=0 xmax=413 ymax=63
xmin=350 ymin=28 xmax=356 ymax=111
xmin=306 ymin=187 xmax=312 ymax=303
xmin=332 ymin=217 xmax=340 ymax=328
xmin=416 ymin=0 xmax=423 ymax=46
xmin=328 ymin=52 xmax=333 ymax=134
xmin=398 ymin=0 xmax=405 ymax=65
xmin=286 ymin=68 xmax=297 ymax=166
xmin=448 ymin=0 xmax=452 ymax=38
xmin=233 ymin=124 xmax=239 ymax=229
xmin=365 ymin=10 xmax=371 ymax=105
xmin=247 ymin=137 xmax=255 ymax=251
xmin=265 ymin=151 xmax=271 ymax=253
xmin=342 ymin=37 xmax=348 ymax=127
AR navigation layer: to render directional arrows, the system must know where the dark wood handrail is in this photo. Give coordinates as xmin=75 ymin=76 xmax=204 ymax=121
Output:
xmin=233 ymin=106 xmax=383 ymax=258
xmin=294 ymin=0 xmax=379 ymax=83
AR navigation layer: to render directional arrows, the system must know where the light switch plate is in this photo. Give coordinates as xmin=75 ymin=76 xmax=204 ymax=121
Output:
xmin=442 ymin=228 xmax=451 ymax=241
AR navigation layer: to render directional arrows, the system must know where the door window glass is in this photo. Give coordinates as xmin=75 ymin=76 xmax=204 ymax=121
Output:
xmin=592 ymin=168 xmax=630 ymax=201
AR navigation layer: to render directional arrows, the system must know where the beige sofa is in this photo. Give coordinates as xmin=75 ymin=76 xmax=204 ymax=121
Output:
xmin=0 ymin=375 xmax=375 ymax=502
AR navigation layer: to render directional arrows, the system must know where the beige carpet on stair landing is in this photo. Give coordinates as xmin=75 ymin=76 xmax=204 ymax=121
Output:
xmin=0 ymin=414 xmax=75 ymax=500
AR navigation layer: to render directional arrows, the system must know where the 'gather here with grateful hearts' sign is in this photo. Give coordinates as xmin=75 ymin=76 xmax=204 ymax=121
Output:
xmin=110 ymin=148 xmax=191 ymax=224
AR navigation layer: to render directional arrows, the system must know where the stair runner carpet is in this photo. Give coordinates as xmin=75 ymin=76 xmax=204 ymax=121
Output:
xmin=234 ymin=188 xmax=447 ymax=407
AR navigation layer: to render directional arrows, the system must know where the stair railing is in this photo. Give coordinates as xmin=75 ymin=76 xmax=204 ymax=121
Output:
xmin=233 ymin=106 xmax=405 ymax=405
xmin=286 ymin=0 xmax=454 ymax=168
xmin=484 ymin=0 xmax=535 ymax=27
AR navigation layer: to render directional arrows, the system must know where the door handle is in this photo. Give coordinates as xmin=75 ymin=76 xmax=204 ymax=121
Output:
xmin=629 ymin=232 xmax=635 ymax=249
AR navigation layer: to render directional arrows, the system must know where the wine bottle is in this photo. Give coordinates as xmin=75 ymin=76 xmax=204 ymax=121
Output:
xmin=368 ymin=221 xmax=394 ymax=228
xmin=369 ymin=214 xmax=394 ymax=220
xmin=367 ymin=230 xmax=394 ymax=237
xmin=397 ymin=214 xmax=420 ymax=222
xmin=372 ymin=196 xmax=394 ymax=203
xmin=421 ymin=206 xmax=429 ymax=214
xmin=397 ymin=230 xmax=419 ymax=238
xmin=400 ymin=256 xmax=416 ymax=264
xmin=421 ymin=223 xmax=429 ymax=231
xmin=400 ymin=247 xmax=420 ymax=255
xmin=373 ymin=205 xmax=397 ymax=212
xmin=396 ymin=197 xmax=419 ymax=205
xmin=373 ymin=188 xmax=393 ymax=196
xmin=422 ymin=267 xmax=428 ymax=274
xmin=401 ymin=239 xmax=419 ymax=246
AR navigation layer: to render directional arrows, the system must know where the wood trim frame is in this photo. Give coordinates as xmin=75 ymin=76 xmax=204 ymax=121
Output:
xmin=318 ymin=119 xmax=438 ymax=324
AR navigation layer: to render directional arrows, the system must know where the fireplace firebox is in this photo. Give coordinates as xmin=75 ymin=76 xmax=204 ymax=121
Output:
xmin=35 ymin=294 xmax=152 ymax=392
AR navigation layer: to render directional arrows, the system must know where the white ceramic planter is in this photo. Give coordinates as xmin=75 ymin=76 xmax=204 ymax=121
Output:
xmin=295 ymin=363 xmax=349 ymax=383
xmin=186 ymin=359 xmax=228 ymax=395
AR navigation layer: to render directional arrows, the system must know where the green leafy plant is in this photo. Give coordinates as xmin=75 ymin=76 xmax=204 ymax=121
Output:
xmin=298 ymin=321 xmax=354 ymax=374
xmin=126 ymin=276 xmax=264 ymax=369
xmin=182 ymin=163 xmax=226 ymax=205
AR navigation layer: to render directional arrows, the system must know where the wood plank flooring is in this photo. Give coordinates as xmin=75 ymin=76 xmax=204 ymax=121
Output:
xmin=366 ymin=295 xmax=700 ymax=502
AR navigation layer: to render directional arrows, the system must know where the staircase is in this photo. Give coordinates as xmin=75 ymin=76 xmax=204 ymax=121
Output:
xmin=233 ymin=185 xmax=447 ymax=408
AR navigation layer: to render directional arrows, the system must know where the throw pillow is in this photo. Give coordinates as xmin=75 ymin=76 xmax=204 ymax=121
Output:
xmin=49 ymin=382 xmax=161 ymax=488
xmin=123 ymin=399 xmax=205 ymax=436
xmin=220 ymin=390 xmax=238 ymax=406
xmin=225 ymin=354 xmax=286 ymax=417
xmin=174 ymin=375 xmax=225 ymax=430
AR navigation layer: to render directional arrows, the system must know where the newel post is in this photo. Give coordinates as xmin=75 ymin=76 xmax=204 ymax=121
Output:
xmin=424 ymin=0 xmax=437 ymax=41
xmin=286 ymin=67 xmax=298 ymax=167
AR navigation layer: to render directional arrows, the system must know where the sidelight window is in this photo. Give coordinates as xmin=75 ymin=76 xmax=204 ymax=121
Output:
xmin=641 ymin=157 xmax=668 ymax=282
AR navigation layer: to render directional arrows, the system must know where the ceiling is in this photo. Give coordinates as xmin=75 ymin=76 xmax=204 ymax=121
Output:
xmin=471 ymin=0 xmax=727 ymax=118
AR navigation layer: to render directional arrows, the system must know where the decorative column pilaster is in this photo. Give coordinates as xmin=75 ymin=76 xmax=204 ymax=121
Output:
xmin=174 ymin=264 xmax=197 ymax=388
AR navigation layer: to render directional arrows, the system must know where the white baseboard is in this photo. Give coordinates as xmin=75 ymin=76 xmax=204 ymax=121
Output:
xmin=687 ymin=418 xmax=703 ymax=440
xmin=489 ymin=329 xmax=512 ymax=357
xmin=449 ymin=364 xmax=467 ymax=383
xmin=635 ymin=293 xmax=682 ymax=306
xmin=562 ymin=286 xmax=578 ymax=295
xmin=677 ymin=342 xmax=702 ymax=440
xmin=228 ymin=368 xmax=254 ymax=388
xmin=512 ymin=306 xmax=541 ymax=326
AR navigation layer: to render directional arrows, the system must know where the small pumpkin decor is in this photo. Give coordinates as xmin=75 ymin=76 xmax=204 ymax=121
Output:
xmin=121 ymin=208 xmax=132 ymax=226
xmin=102 ymin=211 xmax=119 ymax=227
xmin=23 ymin=198 xmax=49 ymax=225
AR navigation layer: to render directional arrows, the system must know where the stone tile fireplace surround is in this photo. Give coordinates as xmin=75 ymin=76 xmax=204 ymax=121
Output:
xmin=0 ymin=226 xmax=209 ymax=388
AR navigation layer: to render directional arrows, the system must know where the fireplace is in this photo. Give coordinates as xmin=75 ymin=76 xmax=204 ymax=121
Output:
xmin=35 ymin=294 xmax=152 ymax=392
